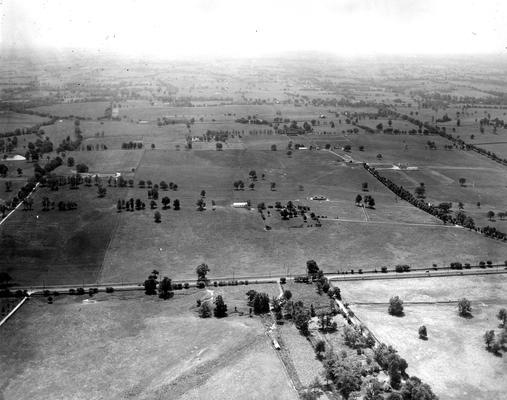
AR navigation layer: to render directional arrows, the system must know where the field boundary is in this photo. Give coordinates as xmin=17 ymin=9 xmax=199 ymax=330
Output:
xmin=0 ymin=182 xmax=40 ymax=228
xmin=0 ymin=296 xmax=29 ymax=327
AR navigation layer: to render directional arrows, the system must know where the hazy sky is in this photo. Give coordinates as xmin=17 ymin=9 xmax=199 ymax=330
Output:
xmin=1 ymin=0 xmax=507 ymax=58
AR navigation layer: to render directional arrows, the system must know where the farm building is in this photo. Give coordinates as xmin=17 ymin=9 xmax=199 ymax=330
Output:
xmin=232 ymin=202 xmax=249 ymax=208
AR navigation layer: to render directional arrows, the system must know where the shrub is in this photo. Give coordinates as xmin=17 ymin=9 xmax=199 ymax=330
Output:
xmin=69 ymin=288 xmax=76 ymax=295
xmin=418 ymin=325 xmax=427 ymax=339
xmin=280 ymin=277 xmax=286 ymax=284
xmin=196 ymin=281 xmax=205 ymax=289
xmin=105 ymin=287 xmax=114 ymax=293
xmin=458 ymin=298 xmax=472 ymax=317
xmin=184 ymin=283 xmax=190 ymax=289
xmin=42 ymin=289 xmax=50 ymax=297
xmin=76 ymin=287 xmax=85 ymax=295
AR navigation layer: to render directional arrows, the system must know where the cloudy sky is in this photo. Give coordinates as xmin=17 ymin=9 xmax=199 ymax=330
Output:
xmin=1 ymin=0 xmax=507 ymax=58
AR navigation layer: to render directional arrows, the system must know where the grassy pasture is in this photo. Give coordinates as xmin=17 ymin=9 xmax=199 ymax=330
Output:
xmin=68 ymin=149 xmax=144 ymax=174
xmin=352 ymin=302 xmax=507 ymax=400
xmin=380 ymin=163 xmax=507 ymax=230
xmin=29 ymin=101 xmax=110 ymax=119
xmin=338 ymin=274 xmax=507 ymax=304
xmin=278 ymin=323 xmax=325 ymax=387
xmin=0 ymin=111 xmax=49 ymax=133
xmin=0 ymin=291 xmax=297 ymax=400
xmin=99 ymin=201 xmax=507 ymax=283
xmin=93 ymin=148 xmax=507 ymax=283
xmin=340 ymin=275 xmax=507 ymax=400
xmin=0 ymin=185 xmax=128 ymax=286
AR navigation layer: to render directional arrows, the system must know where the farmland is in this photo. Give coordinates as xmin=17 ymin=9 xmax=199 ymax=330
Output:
xmin=0 ymin=111 xmax=49 ymax=133
xmin=338 ymin=275 xmax=507 ymax=400
xmin=0 ymin=289 xmax=297 ymax=400
xmin=2 ymin=51 xmax=507 ymax=400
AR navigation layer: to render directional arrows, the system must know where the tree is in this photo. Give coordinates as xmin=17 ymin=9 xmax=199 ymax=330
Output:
xmin=459 ymin=177 xmax=466 ymax=186
xmin=362 ymin=182 xmax=368 ymax=191
xmin=154 ymin=211 xmax=161 ymax=223
xmin=173 ymin=199 xmax=180 ymax=210
xmin=418 ymin=325 xmax=427 ymax=340
xmin=306 ymin=259 xmax=319 ymax=277
xmin=388 ymin=296 xmax=404 ymax=316
xmin=76 ymin=163 xmax=89 ymax=173
xmin=458 ymin=298 xmax=472 ymax=317
xmin=199 ymin=302 xmax=212 ymax=318
xmin=388 ymin=360 xmax=402 ymax=390
xmin=484 ymin=330 xmax=495 ymax=350
xmin=287 ymin=150 xmax=292 ymax=157
xmin=293 ymin=301 xmax=310 ymax=335
xmin=200 ymin=190 xmax=206 ymax=197
xmin=367 ymin=196 xmax=375 ymax=209
xmin=67 ymin=157 xmax=75 ymax=167
xmin=253 ymin=292 xmax=270 ymax=314
xmin=283 ymin=290 xmax=292 ymax=300
xmin=158 ymin=277 xmax=173 ymax=299
xmin=196 ymin=263 xmax=210 ymax=283
xmin=162 ymin=196 xmax=171 ymax=209
xmin=160 ymin=181 xmax=168 ymax=190
xmin=329 ymin=357 xmax=362 ymax=399
xmin=497 ymin=308 xmax=507 ymax=327
xmin=97 ymin=186 xmax=106 ymax=198
xmin=214 ymin=295 xmax=228 ymax=318
xmin=196 ymin=198 xmax=206 ymax=211
xmin=487 ymin=210 xmax=495 ymax=221
xmin=363 ymin=377 xmax=383 ymax=400
xmin=144 ymin=277 xmax=157 ymax=295
xmin=270 ymin=182 xmax=276 ymax=191
xmin=216 ymin=142 xmax=223 ymax=151
xmin=414 ymin=185 xmax=425 ymax=199
xmin=0 ymin=272 xmax=12 ymax=287
xmin=315 ymin=339 xmax=326 ymax=355
xmin=355 ymin=194 xmax=362 ymax=205
xmin=400 ymin=376 xmax=438 ymax=400
xmin=271 ymin=144 xmax=277 ymax=151
xmin=463 ymin=216 xmax=475 ymax=230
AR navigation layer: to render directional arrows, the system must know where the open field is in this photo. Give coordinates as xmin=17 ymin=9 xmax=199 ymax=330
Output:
xmin=0 ymin=290 xmax=297 ymax=400
xmin=4 ymin=50 xmax=507 ymax=400
xmin=338 ymin=274 xmax=507 ymax=304
xmin=29 ymin=101 xmax=111 ymax=119
xmin=0 ymin=185 xmax=128 ymax=286
xmin=2 ymin=144 xmax=506 ymax=287
xmin=352 ymin=303 xmax=506 ymax=400
xmin=339 ymin=274 xmax=507 ymax=400
xmin=0 ymin=111 xmax=49 ymax=133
